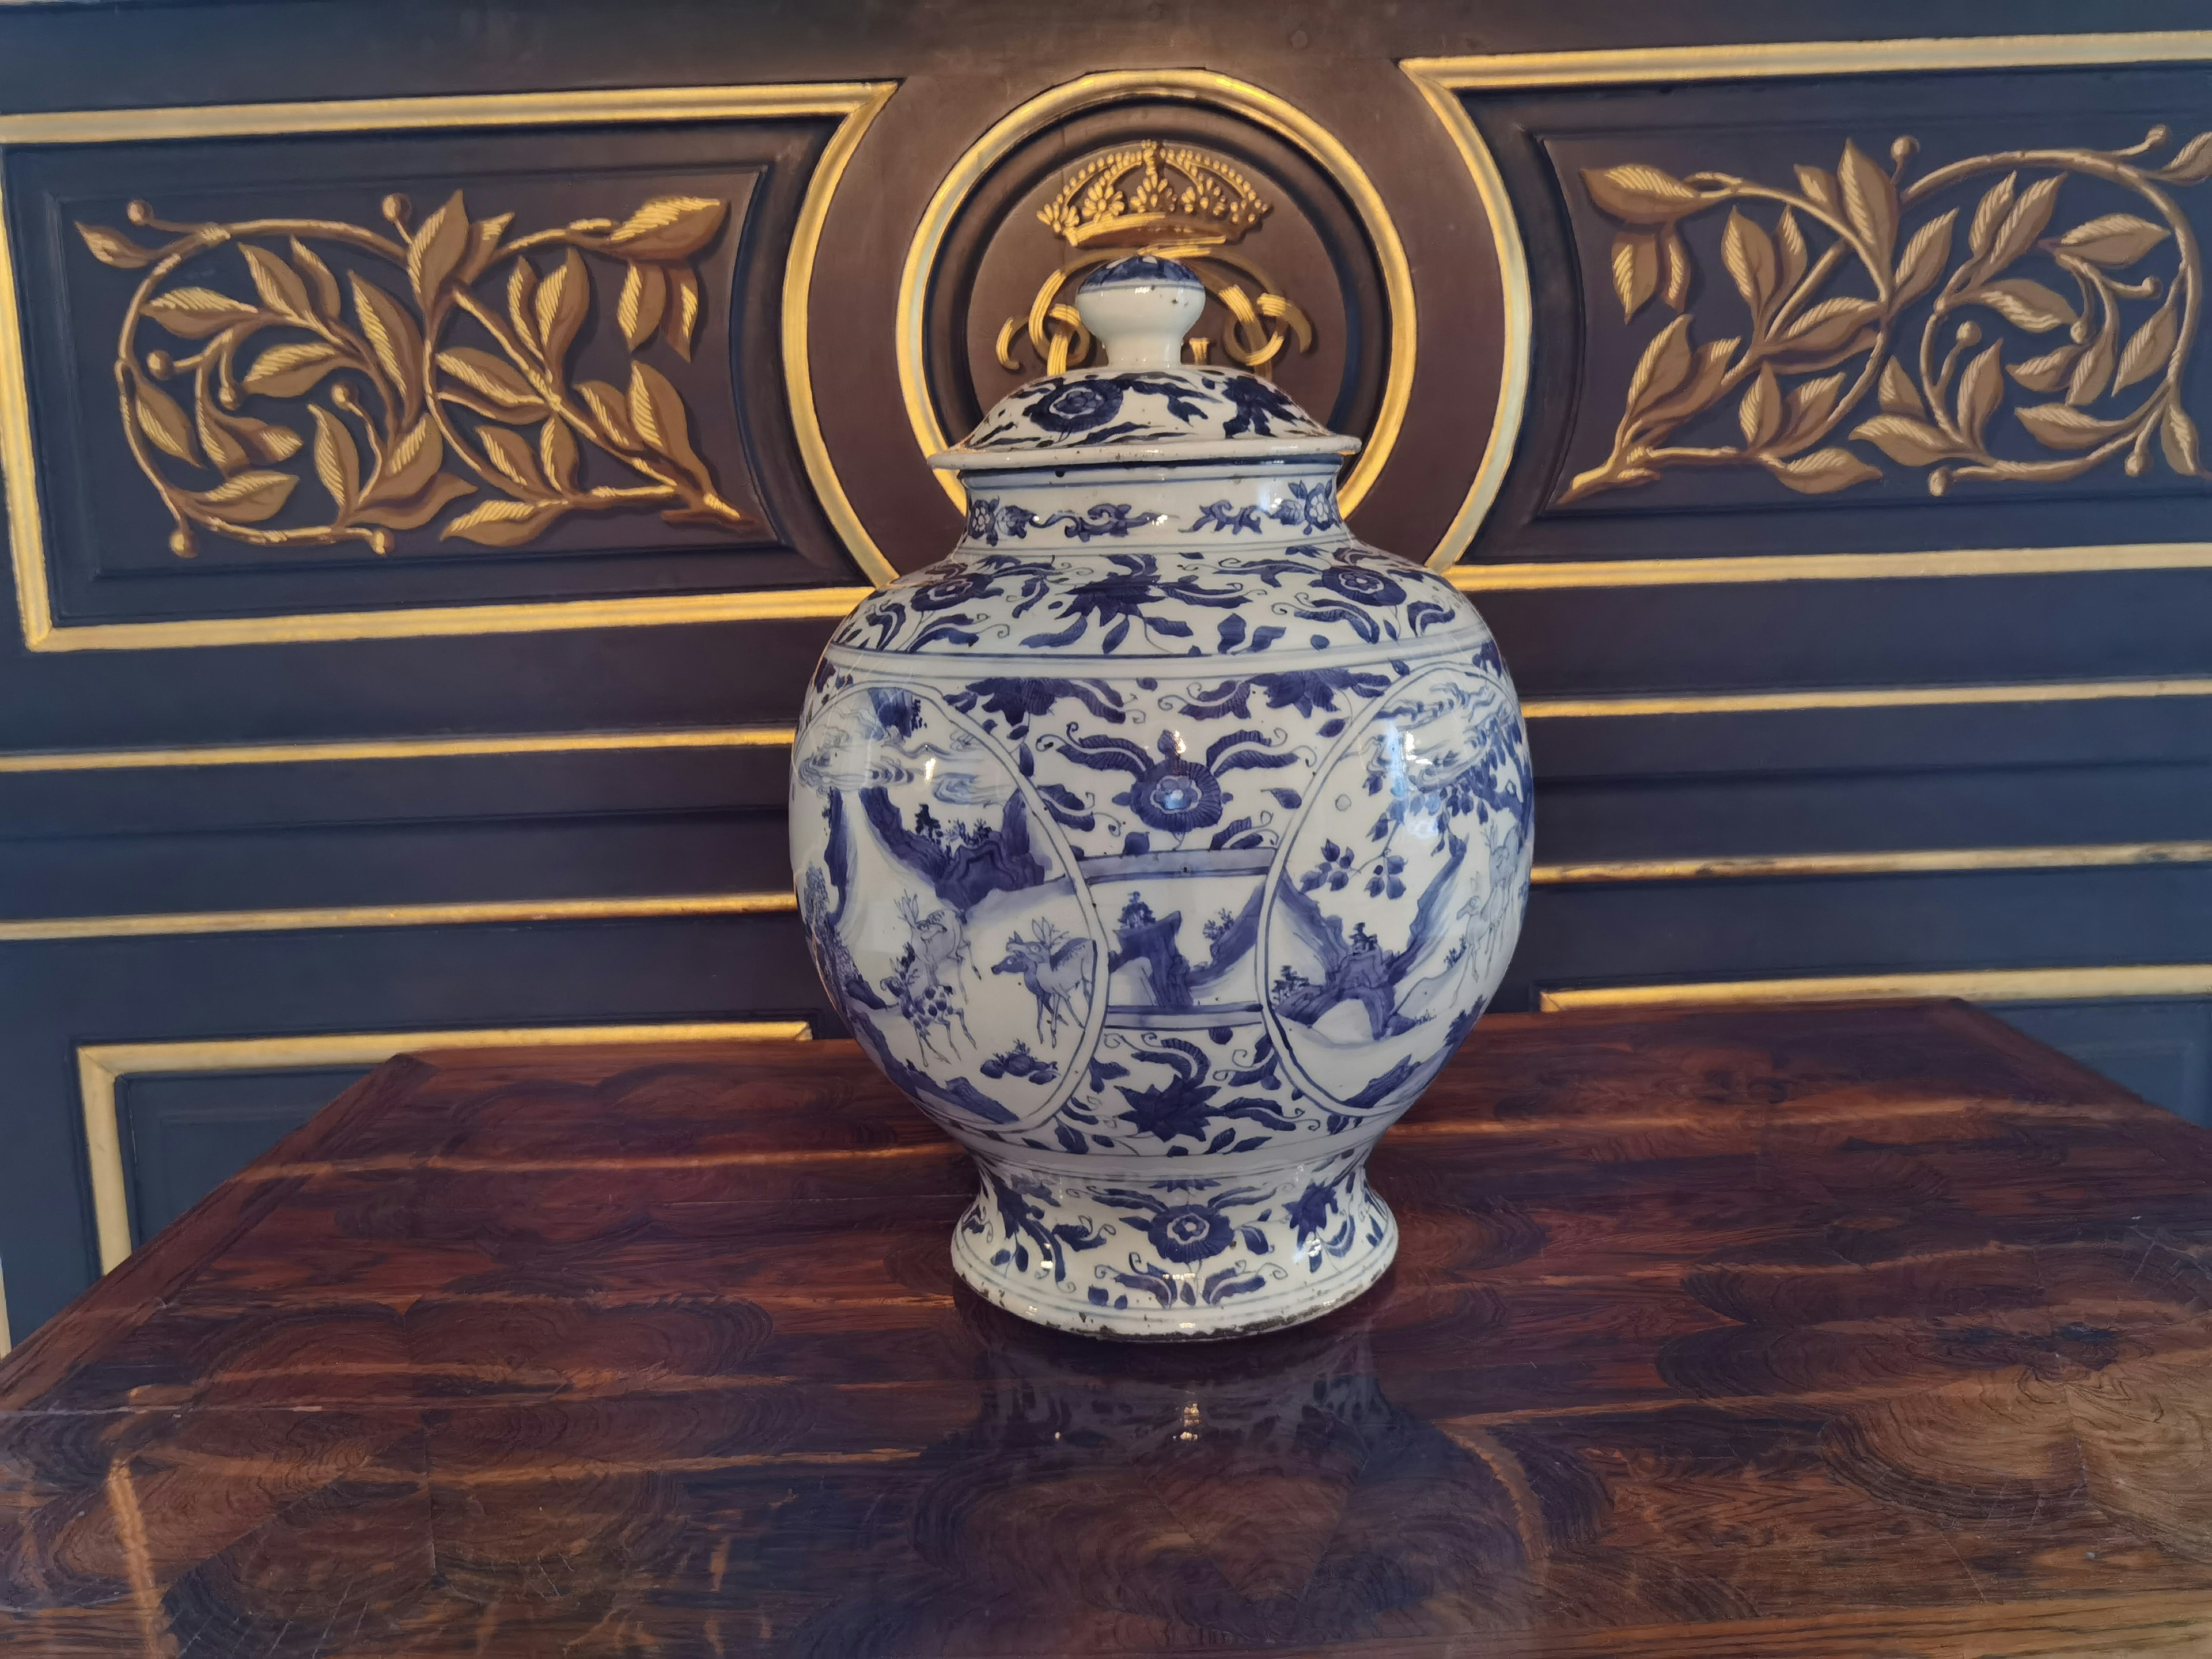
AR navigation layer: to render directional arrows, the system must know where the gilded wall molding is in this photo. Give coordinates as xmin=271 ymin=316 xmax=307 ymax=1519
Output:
xmin=2 ymin=835 xmax=2202 ymax=945
xmin=1397 ymin=65 xmax=1532 ymax=573
xmin=1446 ymin=541 xmax=2212 ymax=589
xmin=896 ymin=70 xmax=1418 ymax=545
xmin=0 ymin=724 xmax=797 ymax=774
xmin=1520 ymin=673 xmax=2212 ymax=719
xmin=0 ymin=889 xmax=796 ymax=944
xmin=783 ymin=81 xmax=900 ymax=588
xmin=0 ymin=81 xmax=896 ymax=652
xmin=76 ymin=1018 xmax=813 ymax=1274
xmin=1539 ymin=963 xmax=2212 ymax=1013
xmin=1400 ymin=33 xmax=2212 ymax=97
xmin=6 ymin=667 xmax=2210 ymax=774
xmin=1532 ymin=840 xmax=2212 ymax=887
xmin=1402 ymin=31 xmax=2212 ymax=577
xmin=16 ymin=586 xmax=870 ymax=653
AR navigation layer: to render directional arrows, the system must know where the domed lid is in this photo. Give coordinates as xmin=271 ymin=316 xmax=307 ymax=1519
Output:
xmin=930 ymin=256 xmax=1359 ymax=474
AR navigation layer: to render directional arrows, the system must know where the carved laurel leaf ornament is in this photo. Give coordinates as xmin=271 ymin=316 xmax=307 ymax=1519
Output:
xmin=1565 ymin=127 xmax=2212 ymax=503
xmin=75 ymin=190 xmax=740 ymax=555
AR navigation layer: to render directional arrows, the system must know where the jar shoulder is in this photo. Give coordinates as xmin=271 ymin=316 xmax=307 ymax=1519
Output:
xmin=828 ymin=538 xmax=1494 ymax=665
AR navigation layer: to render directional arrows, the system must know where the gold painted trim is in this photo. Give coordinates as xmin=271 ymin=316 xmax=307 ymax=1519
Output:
xmin=0 ymin=170 xmax=46 ymax=657
xmin=0 ymin=725 xmax=795 ymax=775
xmin=1522 ymin=675 xmax=2212 ymax=720
xmin=1404 ymin=32 xmax=2212 ymax=571
xmin=0 ymin=86 xmax=898 ymax=146
xmin=1533 ymin=841 xmax=2212 ymax=886
xmin=1399 ymin=65 xmax=1531 ymax=571
xmin=7 ymin=841 xmax=2197 ymax=949
xmin=0 ymin=889 xmax=796 ymax=944
xmin=1399 ymin=33 xmax=2212 ymax=96
xmin=783 ymin=81 xmax=900 ymax=587
xmin=77 ymin=1018 xmax=812 ymax=1274
xmin=9 ymin=669 xmax=2211 ymax=774
xmin=1450 ymin=544 xmax=2212 ymax=592
xmin=896 ymin=71 xmax=1416 ymax=524
xmin=19 ymin=587 xmax=870 ymax=653
xmin=1539 ymin=963 xmax=2212 ymax=1013
xmin=11 ymin=664 xmax=2212 ymax=772
xmin=0 ymin=82 xmax=895 ymax=649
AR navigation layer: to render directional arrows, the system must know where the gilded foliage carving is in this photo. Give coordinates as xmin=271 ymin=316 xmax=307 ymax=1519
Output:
xmin=75 ymin=190 xmax=744 ymax=555
xmin=1563 ymin=127 xmax=2212 ymax=504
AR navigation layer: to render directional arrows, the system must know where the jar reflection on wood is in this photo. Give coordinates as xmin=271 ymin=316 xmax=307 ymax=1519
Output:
xmin=781 ymin=1301 xmax=1551 ymax=1653
xmin=791 ymin=256 xmax=1532 ymax=1339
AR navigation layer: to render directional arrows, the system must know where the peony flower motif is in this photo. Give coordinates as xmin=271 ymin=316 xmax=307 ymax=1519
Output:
xmin=1312 ymin=562 xmax=1406 ymax=608
xmin=1146 ymin=1205 xmax=1233 ymax=1263
xmin=1123 ymin=751 xmax=1224 ymax=835
xmin=1103 ymin=1180 xmax=1271 ymax=1265
xmin=1021 ymin=377 xmax=1127 ymax=434
xmin=1050 ymin=728 xmax=1297 ymax=836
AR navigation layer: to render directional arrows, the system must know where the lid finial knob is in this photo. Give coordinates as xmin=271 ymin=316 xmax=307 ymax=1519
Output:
xmin=1074 ymin=256 xmax=1205 ymax=370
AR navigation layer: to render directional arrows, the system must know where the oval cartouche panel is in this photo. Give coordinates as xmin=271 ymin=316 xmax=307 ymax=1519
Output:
xmin=1259 ymin=659 xmax=1532 ymax=1115
xmin=791 ymin=683 xmax=1107 ymax=1133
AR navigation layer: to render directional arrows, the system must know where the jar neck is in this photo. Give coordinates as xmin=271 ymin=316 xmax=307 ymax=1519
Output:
xmin=951 ymin=460 xmax=1346 ymax=555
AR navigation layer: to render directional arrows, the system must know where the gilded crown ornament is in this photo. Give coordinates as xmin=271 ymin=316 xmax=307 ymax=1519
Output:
xmin=793 ymin=257 xmax=1532 ymax=1340
xmin=1036 ymin=140 xmax=1270 ymax=249
xmin=997 ymin=142 xmax=1315 ymax=380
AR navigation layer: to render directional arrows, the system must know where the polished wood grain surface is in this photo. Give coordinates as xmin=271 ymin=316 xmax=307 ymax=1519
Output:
xmin=3 ymin=1000 xmax=2209 ymax=1657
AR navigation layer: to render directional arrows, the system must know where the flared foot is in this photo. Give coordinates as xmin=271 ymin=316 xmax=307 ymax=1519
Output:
xmin=950 ymin=1147 xmax=1396 ymax=1340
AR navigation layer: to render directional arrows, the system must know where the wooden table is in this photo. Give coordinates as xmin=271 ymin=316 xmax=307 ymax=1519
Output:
xmin=3 ymin=1002 xmax=2210 ymax=1657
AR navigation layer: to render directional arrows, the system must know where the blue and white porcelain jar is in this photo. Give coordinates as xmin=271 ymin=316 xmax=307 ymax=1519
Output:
xmin=792 ymin=256 xmax=1532 ymax=1339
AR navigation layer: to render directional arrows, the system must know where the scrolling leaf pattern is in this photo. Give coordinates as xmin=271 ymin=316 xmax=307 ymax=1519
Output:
xmin=1564 ymin=127 xmax=2212 ymax=503
xmin=76 ymin=190 xmax=743 ymax=555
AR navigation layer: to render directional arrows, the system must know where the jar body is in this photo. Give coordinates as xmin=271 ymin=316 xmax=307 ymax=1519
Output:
xmin=791 ymin=460 xmax=1531 ymax=1338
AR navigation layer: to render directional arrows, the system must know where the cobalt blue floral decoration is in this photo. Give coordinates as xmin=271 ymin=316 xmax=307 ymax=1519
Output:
xmin=791 ymin=254 xmax=1532 ymax=1339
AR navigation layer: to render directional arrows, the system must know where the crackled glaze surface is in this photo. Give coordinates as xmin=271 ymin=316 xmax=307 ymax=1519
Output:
xmin=791 ymin=256 xmax=1531 ymax=1336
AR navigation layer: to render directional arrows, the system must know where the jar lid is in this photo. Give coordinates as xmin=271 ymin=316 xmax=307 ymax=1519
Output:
xmin=929 ymin=255 xmax=1359 ymax=475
